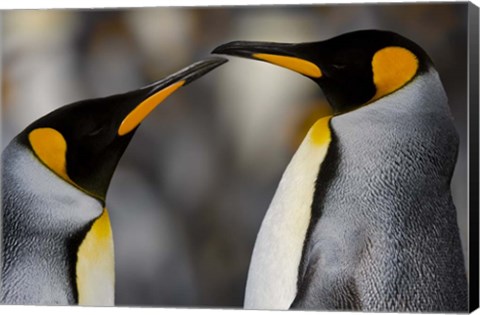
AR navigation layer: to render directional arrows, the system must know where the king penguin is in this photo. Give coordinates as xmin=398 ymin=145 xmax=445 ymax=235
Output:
xmin=213 ymin=30 xmax=467 ymax=312
xmin=0 ymin=57 xmax=227 ymax=306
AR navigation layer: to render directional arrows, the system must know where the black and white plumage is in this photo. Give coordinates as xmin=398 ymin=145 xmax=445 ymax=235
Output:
xmin=1 ymin=138 xmax=106 ymax=305
xmin=213 ymin=30 xmax=467 ymax=312
xmin=0 ymin=58 xmax=227 ymax=305
xmin=293 ymin=68 xmax=466 ymax=312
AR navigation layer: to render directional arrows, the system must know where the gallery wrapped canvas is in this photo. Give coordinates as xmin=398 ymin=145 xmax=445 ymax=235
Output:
xmin=1 ymin=1 xmax=478 ymax=313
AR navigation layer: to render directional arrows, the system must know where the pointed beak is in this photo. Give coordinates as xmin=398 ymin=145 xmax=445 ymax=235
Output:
xmin=118 ymin=57 xmax=228 ymax=136
xmin=212 ymin=41 xmax=322 ymax=78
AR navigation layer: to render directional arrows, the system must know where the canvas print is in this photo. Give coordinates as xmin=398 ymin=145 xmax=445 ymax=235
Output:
xmin=1 ymin=2 xmax=478 ymax=312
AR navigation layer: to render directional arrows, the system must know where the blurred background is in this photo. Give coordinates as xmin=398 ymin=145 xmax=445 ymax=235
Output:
xmin=1 ymin=3 xmax=469 ymax=308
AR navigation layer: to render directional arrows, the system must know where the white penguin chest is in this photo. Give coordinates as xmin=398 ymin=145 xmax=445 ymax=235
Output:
xmin=76 ymin=208 xmax=115 ymax=306
xmin=244 ymin=117 xmax=332 ymax=310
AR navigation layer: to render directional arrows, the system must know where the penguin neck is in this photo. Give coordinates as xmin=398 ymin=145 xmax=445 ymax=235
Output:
xmin=351 ymin=68 xmax=450 ymax=118
xmin=291 ymin=67 xmax=460 ymax=307
xmin=243 ymin=68 xmax=455 ymax=310
xmin=1 ymin=139 xmax=105 ymax=304
xmin=326 ymin=67 xmax=457 ymax=206
xmin=244 ymin=117 xmax=332 ymax=310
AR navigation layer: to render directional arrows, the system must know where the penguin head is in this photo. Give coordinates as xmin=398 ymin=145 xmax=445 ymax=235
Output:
xmin=17 ymin=57 xmax=227 ymax=202
xmin=213 ymin=30 xmax=432 ymax=114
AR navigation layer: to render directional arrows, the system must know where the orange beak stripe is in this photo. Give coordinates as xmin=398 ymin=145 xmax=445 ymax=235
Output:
xmin=253 ymin=53 xmax=322 ymax=78
xmin=118 ymin=80 xmax=185 ymax=136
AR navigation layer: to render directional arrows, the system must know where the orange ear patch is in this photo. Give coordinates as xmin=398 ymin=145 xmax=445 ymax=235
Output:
xmin=370 ymin=47 xmax=418 ymax=102
xmin=29 ymin=127 xmax=71 ymax=182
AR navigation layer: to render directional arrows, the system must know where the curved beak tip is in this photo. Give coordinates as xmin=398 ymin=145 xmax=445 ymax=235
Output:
xmin=117 ymin=57 xmax=228 ymax=136
xmin=180 ymin=56 xmax=229 ymax=86
xmin=211 ymin=42 xmax=233 ymax=55
xmin=212 ymin=41 xmax=258 ymax=57
xmin=211 ymin=41 xmax=322 ymax=78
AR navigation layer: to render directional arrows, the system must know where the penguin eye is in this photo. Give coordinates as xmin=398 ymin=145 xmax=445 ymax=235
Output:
xmin=332 ymin=64 xmax=347 ymax=70
xmin=87 ymin=125 xmax=105 ymax=137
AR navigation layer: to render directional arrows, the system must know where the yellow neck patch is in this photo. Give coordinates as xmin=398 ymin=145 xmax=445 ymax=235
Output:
xmin=29 ymin=128 xmax=71 ymax=183
xmin=253 ymin=53 xmax=322 ymax=78
xmin=76 ymin=208 xmax=115 ymax=306
xmin=370 ymin=46 xmax=418 ymax=102
xmin=310 ymin=115 xmax=332 ymax=146
xmin=118 ymin=80 xmax=185 ymax=136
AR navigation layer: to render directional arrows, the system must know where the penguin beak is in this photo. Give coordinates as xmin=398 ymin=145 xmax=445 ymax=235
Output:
xmin=118 ymin=57 xmax=228 ymax=136
xmin=212 ymin=41 xmax=322 ymax=78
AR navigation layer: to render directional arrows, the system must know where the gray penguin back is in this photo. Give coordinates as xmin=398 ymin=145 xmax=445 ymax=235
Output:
xmin=293 ymin=69 xmax=467 ymax=312
xmin=1 ymin=139 xmax=103 ymax=305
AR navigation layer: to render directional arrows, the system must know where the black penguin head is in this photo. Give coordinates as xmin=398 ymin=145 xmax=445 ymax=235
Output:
xmin=17 ymin=57 xmax=227 ymax=202
xmin=213 ymin=30 xmax=432 ymax=114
